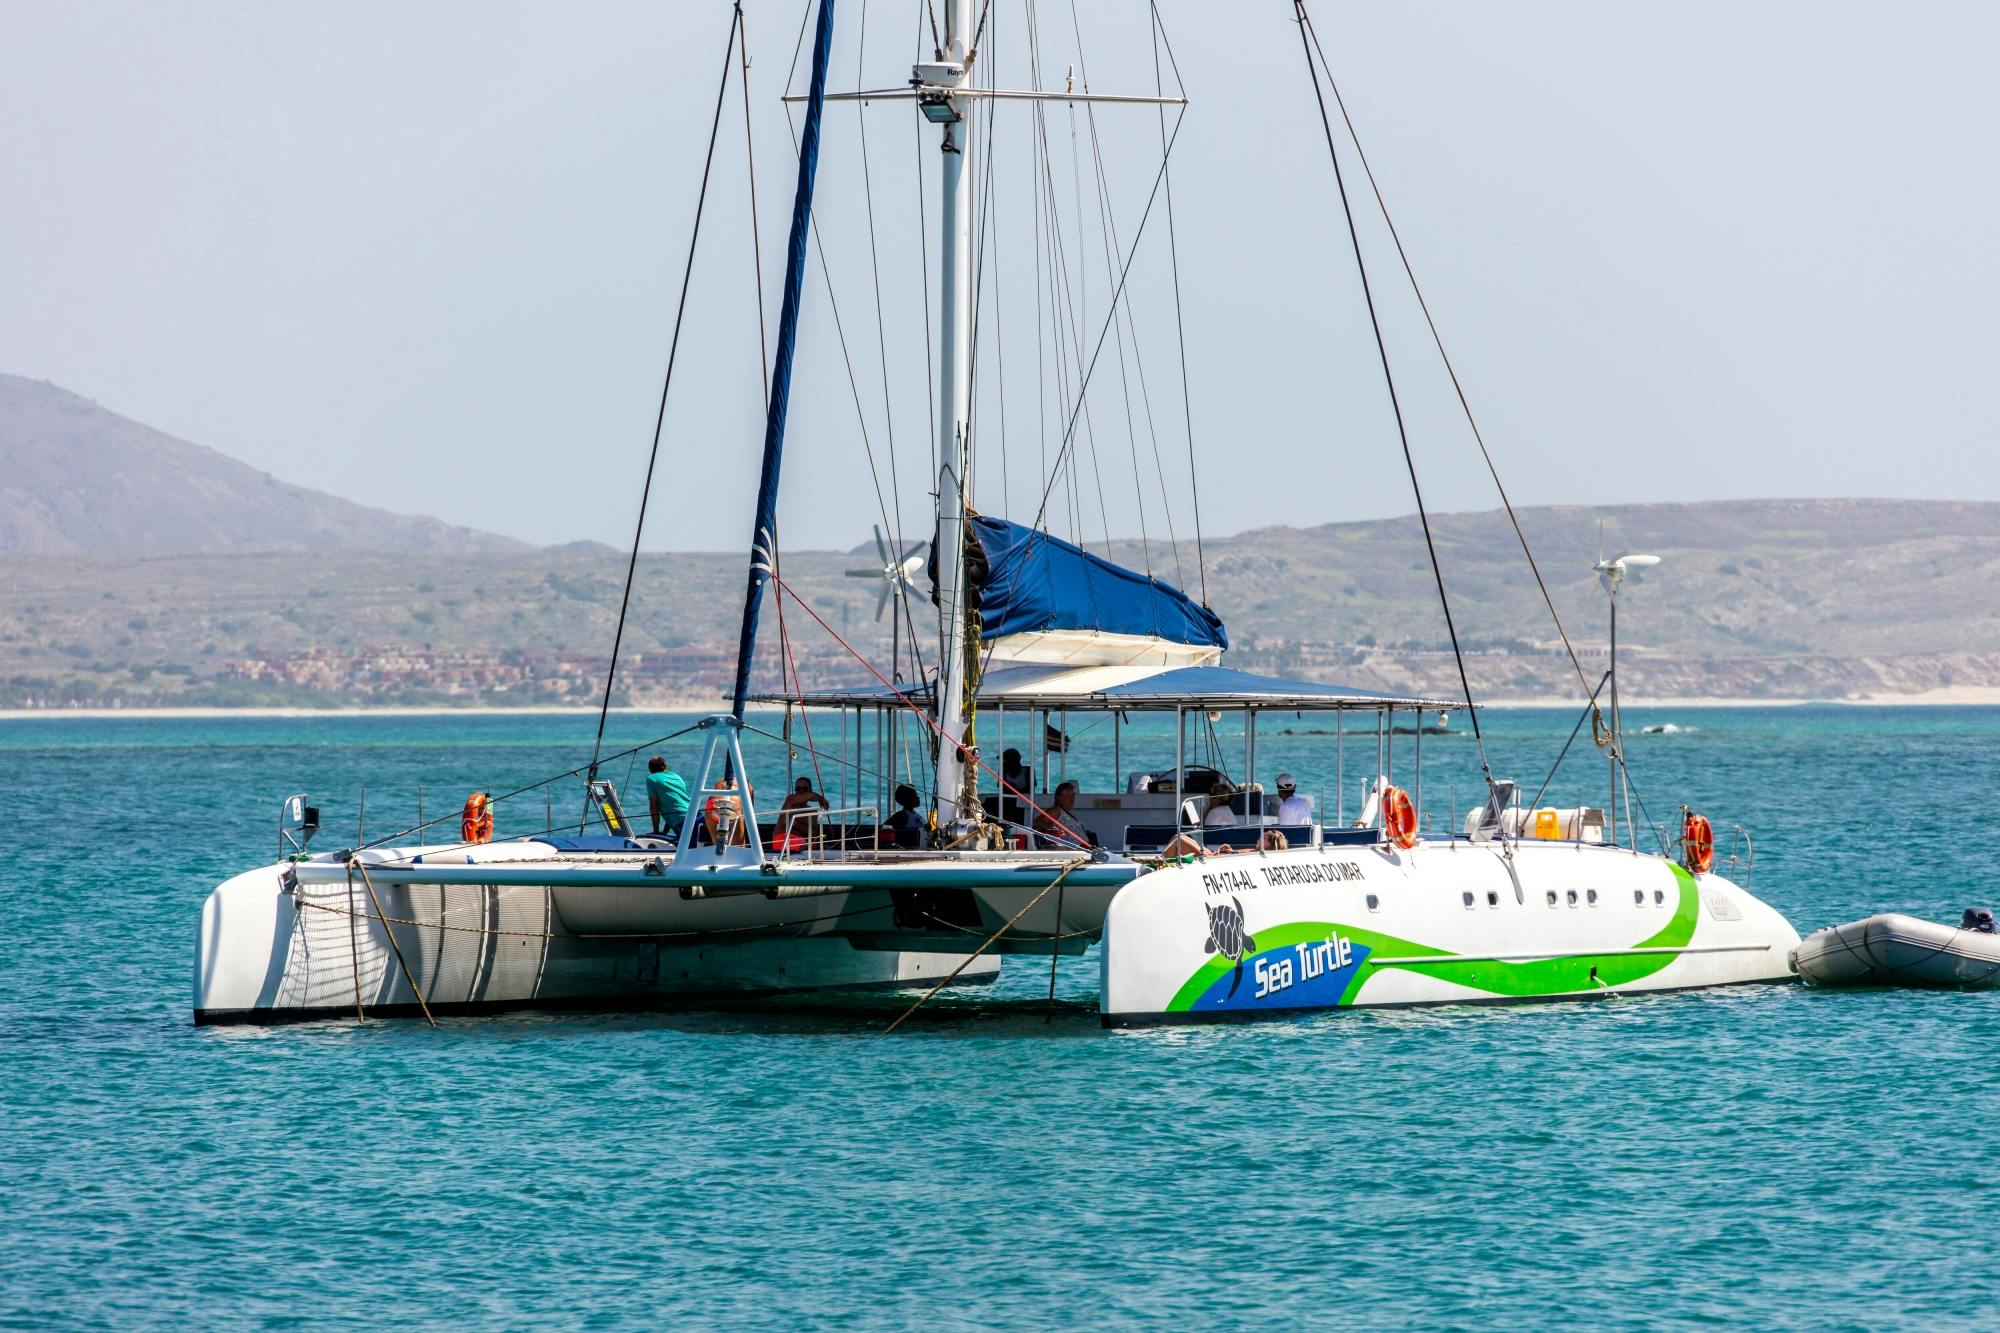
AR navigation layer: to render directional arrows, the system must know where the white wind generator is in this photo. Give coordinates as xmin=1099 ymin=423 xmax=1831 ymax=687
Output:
xmin=1593 ymin=536 xmax=1661 ymax=846
xmin=844 ymin=525 xmax=928 ymax=682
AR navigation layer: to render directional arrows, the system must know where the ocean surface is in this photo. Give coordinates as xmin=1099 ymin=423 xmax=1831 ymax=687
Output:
xmin=4 ymin=706 xmax=1996 ymax=1329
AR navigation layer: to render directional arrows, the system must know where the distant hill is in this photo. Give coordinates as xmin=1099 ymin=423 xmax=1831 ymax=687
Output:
xmin=3 ymin=497 xmax=1998 ymax=709
xmin=0 ymin=374 xmax=527 ymax=555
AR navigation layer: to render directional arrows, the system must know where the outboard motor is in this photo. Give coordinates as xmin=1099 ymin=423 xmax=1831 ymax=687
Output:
xmin=1959 ymin=907 xmax=1997 ymax=935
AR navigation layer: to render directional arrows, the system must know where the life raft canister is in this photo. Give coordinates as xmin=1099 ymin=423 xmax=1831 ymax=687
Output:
xmin=461 ymin=791 xmax=493 ymax=845
xmin=1681 ymin=809 xmax=1714 ymax=874
xmin=1383 ymin=784 xmax=1420 ymax=850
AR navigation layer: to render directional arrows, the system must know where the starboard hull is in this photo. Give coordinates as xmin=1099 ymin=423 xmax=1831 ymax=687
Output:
xmin=1099 ymin=840 xmax=1799 ymax=1026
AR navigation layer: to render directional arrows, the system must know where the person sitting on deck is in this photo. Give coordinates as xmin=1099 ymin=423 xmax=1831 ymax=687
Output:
xmin=1033 ymin=779 xmax=1093 ymax=849
xmin=646 ymin=756 xmax=690 ymax=839
xmin=1275 ymin=774 xmax=1312 ymax=826
xmin=1001 ymin=748 xmax=1032 ymax=797
xmin=886 ymin=783 xmax=927 ymax=850
xmin=1260 ymin=829 xmax=1290 ymax=851
xmin=777 ymin=776 xmax=830 ymax=847
xmin=1203 ymin=781 xmax=1239 ymax=828
xmin=704 ymin=775 xmax=752 ymax=847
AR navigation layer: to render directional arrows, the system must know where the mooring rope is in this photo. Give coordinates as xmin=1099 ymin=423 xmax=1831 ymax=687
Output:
xmin=882 ymin=854 xmax=1092 ymax=1035
xmin=351 ymin=859 xmax=436 ymax=1027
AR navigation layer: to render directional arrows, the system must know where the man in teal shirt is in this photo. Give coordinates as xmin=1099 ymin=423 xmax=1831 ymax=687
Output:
xmin=645 ymin=756 xmax=690 ymax=838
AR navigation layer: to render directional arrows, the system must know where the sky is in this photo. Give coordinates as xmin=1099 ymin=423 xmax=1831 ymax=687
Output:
xmin=3 ymin=0 xmax=1997 ymax=556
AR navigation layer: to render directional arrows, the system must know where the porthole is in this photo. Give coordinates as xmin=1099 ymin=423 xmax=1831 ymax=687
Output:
xmin=1566 ymin=889 xmax=1578 ymax=907
xmin=1487 ymin=891 xmax=1499 ymax=908
xmin=1633 ymin=890 xmax=1644 ymax=905
xmin=1586 ymin=889 xmax=1598 ymax=906
xmin=1366 ymin=894 xmax=1381 ymax=913
xmin=1546 ymin=890 xmax=1558 ymax=908
xmin=1654 ymin=889 xmax=1665 ymax=905
xmin=1462 ymin=891 xmax=1476 ymax=909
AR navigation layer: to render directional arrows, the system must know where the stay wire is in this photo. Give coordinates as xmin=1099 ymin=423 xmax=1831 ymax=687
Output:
xmin=1066 ymin=0 xmax=1165 ymax=577
xmin=1526 ymin=670 xmax=1610 ymax=814
xmin=1301 ymin=10 xmax=1594 ymax=713
xmin=774 ymin=104 xmax=908 ymax=629
xmin=587 ymin=9 xmax=739 ymax=784
xmin=739 ymin=2 xmax=769 ymax=404
xmin=1082 ymin=92 xmax=1177 ymax=583
xmin=1293 ymin=0 xmax=1491 ymax=782
xmin=364 ymin=721 xmax=705 ymax=854
xmin=1024 ymin=107 xmax=1187 ymax=538
xmin=1150 ymin=0 xmax=1205 ymax=605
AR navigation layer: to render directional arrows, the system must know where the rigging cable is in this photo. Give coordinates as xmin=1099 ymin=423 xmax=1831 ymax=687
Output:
xmin=1082 ymin=89 xmax=1178 ymax=582
xmin=854 ymin=0 xmax=931 ymax=686
xmin=1299 ymin=9 xmax=1596 ymax=714
xmin=914 ymin=0 xmax=940 ymax=473
xmin=1069 ymin=0 xmax=1163 ymax=579
xmin=774 ymin=94 xmax=929 ymax=692
xmin=1022 ymin=108 xmax=1187 ymax=540
xmin=1292 ymin=0 xmax=1492 ymax=782
xmin=740 ymin=5 xmax=822 ymax=793
xmin=586 ymin=8 xmax=739 ymax=784
xmin=1149 ymin=1 xmax=1206 ymax=605
xmin=855 ymin=0 xmax=909 ymax=574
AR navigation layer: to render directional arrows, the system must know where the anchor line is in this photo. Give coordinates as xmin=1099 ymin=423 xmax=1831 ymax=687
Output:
xmin=882 ymin=855 xmax=1093 ymax=1036
xmin=343 ymin=864 xmax=365 ymax=1022
xmin=352 ymin=860 xmax=436 ymax=1027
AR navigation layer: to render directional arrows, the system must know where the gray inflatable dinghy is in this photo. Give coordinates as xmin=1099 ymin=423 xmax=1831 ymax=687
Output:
xmin=1792 ymin=909 xmax=2000 ymax=989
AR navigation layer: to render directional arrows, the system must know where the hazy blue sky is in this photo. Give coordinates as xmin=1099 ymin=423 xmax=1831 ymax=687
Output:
xmin=4 ymin=1 xmax=1996 ymax=555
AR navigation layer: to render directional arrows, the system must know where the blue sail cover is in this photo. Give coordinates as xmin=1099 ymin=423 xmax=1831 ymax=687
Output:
xmin=971 ymin=515 xmax=1228 ymax=651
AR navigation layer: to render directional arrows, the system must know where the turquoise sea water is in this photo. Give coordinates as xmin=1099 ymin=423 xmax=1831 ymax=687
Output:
xmin=4 ymin=706 xmax=1997 ymax=1329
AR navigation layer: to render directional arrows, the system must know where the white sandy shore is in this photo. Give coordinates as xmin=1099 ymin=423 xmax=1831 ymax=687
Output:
xmin=5 ymin=687 xmax=2000 ymax=721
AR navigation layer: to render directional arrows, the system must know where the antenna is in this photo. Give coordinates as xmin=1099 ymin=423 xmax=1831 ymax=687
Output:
xmin=1592 ymin=551 xmax=1662 ymax=847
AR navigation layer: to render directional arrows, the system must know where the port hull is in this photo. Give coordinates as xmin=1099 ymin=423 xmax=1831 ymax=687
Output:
xmin=193 ymin=845 xmax=1001 ymax=1026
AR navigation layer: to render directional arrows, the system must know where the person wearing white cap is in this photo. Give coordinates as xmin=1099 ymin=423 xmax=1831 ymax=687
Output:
xmin=1275 ymin=773 xmax=1313 ymax=826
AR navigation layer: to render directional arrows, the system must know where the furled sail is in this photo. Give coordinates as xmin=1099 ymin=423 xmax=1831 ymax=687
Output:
xmin=728 ymin=0 xmax=836 ymax=718
xmin=935 ymin=515 xmax=1228 ymax=667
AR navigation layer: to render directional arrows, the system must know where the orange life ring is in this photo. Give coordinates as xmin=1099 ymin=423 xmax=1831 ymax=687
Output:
xmin=461 ymin=791 xmax=493 ymax=845
xmin=1681 ymin=810 xmax=1715 ymax=874
xmin=1383 ymin=784 xmax=1419 ymax=850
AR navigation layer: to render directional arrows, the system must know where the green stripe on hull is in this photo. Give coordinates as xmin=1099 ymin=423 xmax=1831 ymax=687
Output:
xmin=1164 ymin=865 xmax=1699 ymax=1013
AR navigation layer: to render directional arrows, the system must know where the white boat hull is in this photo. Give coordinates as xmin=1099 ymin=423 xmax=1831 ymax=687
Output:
xmin=1099 ymin=840 xmax=1799 ymax=1024
xmin=193 ymin=843 xmax=999 ymax=1025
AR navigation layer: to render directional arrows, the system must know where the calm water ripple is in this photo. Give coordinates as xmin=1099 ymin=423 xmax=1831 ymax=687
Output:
xmin=2 ymin=708 xmax=1996 ymax=1328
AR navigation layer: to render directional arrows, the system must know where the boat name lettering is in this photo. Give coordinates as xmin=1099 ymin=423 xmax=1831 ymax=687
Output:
xmin=1253 ymin=931 xmax=1356 ymax=1000
xmin=1260 ymin=859 xmax=1364 ymax=887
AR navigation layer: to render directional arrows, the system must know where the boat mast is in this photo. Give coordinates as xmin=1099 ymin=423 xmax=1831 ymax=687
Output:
xmin=925 ymin=0 xmax=977 ymax=828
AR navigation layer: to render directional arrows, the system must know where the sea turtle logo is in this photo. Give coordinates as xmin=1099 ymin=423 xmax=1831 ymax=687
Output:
xmin=1204 ymin=896 xmax=1258 ymax=998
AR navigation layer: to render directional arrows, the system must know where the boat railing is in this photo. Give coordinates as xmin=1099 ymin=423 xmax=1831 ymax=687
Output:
xmin=1721 ymin=824 xmax=1755 ymax=887
xmin=772 ymin=806 xmax=881 ymax=863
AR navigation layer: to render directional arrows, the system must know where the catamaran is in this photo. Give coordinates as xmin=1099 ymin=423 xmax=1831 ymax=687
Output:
xmin=193 ymin=0 xmax=1800 ymax=1027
